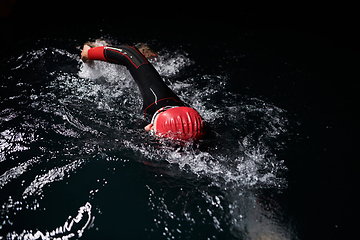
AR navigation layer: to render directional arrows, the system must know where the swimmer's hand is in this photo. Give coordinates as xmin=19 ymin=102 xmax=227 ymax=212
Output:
xmin=81 ymin=44 xmax=91 ymax=62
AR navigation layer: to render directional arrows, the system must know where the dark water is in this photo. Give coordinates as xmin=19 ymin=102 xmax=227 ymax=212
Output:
xmin=0 ymin=3 xmax=358 ymax=240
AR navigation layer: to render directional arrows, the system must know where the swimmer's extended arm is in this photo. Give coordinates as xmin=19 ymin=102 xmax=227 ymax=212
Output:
xmin=81 ymin=44 xmax=148 ymax=69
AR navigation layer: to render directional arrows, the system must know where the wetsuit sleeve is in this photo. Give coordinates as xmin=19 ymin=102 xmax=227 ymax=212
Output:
xmin=86 ymin=45 xmax=184 ymax=117
xmin=87 ymin=46 xmax=106 ymax=61
xmin=87 ymin=45 xmax=147 ymax=68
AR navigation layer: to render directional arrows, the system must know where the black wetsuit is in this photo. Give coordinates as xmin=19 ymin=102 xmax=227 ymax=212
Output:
xmin=88 ymin=45 xmax=185 ymax=118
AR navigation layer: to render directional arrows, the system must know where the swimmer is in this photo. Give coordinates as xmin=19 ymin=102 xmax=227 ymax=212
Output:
xmin=81 ymin=42 xmax=204 ymax=141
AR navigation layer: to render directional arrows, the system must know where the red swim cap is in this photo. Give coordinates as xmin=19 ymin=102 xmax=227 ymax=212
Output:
xmin=155 ymin=107 xmax=204 ymax=141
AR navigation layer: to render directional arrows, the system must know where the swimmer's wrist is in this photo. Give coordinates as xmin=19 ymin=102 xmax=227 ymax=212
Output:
xmin=81 ymin=44 xmax=91 ymax=62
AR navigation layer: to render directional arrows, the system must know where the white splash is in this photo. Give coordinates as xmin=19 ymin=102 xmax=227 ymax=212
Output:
xmin=6 ymin=202 xmax=94 ymax=240
xmin=0 ymin=157 xmax=41 ymax=189
xmin=22 ymin=159 xmax=85 ymax=198
xmin=152 ymin=51 xmax=193 ymax=77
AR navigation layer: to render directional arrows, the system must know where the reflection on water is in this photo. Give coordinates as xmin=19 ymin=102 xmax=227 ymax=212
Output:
xmin=228 ymin=190 xmax=294 ymax=239
xmin=0 ymin=41 xmax=296 ymax=239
